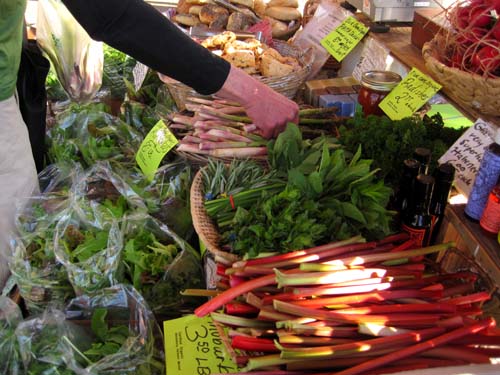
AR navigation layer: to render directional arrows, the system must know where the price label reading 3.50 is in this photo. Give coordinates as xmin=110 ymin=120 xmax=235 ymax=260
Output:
xmin=320 ymin=16 xmax=369 ymax=62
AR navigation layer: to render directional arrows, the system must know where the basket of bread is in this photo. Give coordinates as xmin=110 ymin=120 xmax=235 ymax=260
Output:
xmin=163 ymin=31 xmax=312 ymax=110
xmin=174 ymin=0 xmax=302 ymax=40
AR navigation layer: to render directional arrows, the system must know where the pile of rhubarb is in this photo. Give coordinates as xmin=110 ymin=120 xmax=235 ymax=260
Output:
xmin=191 ymin=234 xmax=499 ymax=374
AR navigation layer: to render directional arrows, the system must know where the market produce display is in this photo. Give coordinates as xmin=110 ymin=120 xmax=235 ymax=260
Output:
xmin=4 ymin=2 xmax=499 ymax=375
xmin=174 ymin=0 xmax=302 ymax=39
xmin=200 ymin=123 xmax=393 ymax=258
xmin=190 ymin=236 xmax=500 ymax=374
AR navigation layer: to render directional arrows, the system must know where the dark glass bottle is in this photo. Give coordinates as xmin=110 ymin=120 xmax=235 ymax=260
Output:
xmin=429 ymin=163 xmax=456 ymax=245
xmin=394 ymin=159 xmax=421 ymax=217
xmin=401 ymin=174 xmax=435 ymax=247
xmin=413 ymin=147 xmax=432 ymax=175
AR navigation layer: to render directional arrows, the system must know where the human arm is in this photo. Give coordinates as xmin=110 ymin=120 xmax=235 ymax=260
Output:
xmin=215 ymin=66 xmax=299 ymax=138
xmin=61 ymin=0 xmax=298 ymax=137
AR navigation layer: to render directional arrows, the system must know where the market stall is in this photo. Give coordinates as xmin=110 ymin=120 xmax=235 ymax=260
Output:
xmin=2 ymin=0 xmax=500 ymax=374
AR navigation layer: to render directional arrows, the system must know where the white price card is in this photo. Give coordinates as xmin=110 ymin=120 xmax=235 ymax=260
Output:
xmin=438 ymin=119 xmax=496 ymax=197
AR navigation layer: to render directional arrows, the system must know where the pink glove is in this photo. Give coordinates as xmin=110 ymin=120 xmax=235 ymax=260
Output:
xmin=215 ymin=66 xmax=299 ymax=139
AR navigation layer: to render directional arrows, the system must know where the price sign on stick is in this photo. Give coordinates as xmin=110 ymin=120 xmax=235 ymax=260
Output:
xmin=438 ymin=119 xmax=496 ymax=197
xmin=164 ymin=315 xmax=238 ymax=375
xmin=320 ymin=16 xmax=369 ymax=62
xmin=379 ymin=68 xmax=442 ymax=120
xmin=136 ymin=120 xmax=178 ymax=181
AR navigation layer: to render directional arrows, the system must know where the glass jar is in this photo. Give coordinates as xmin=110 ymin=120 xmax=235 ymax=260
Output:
xmin=358 ymin=71 xmax=402 ymax=116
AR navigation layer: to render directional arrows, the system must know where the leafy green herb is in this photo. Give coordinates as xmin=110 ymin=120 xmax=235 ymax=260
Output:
xmin=339 ymin=112 xmax=467 ymax=186
xmin=210 ymin=123 xmax=393 ymax=258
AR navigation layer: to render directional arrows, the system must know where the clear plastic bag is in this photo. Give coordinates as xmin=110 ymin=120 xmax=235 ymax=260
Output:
xmin=70 ymin=161 xmax=148 ymax=228
xmin=64 ymin=284 xmax=165 ymax=375
xmin=38 ymin=161 xmax=83 ymax=195
xmin=53 ymin=208 xmax=123 ymax=295
xmin=120 ymin=213 xmax=204 ymax=317
xmin=10 ymin=194 xmax=75 ymax=315
xmin=16 ymin=309 xmax=81 ymax=374
xmin=114 ymin=161 xmax=195 ymax=239
xmin=0 ymin=296 xmax=22 ymax=375
xmin=47 ymin=107 xmax=143 ymax=168
xmin=37 ymin=0 xmax=103 ymax=103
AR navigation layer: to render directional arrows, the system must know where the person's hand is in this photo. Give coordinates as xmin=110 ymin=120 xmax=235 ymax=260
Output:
xmin=215 ymin=66 xmax=299 ymax=139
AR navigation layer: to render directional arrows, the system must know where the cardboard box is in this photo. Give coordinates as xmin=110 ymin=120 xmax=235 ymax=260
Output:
xmin=305 ymin=76 xmax=360 ymax=106
xmin=411 ymin=9 xmax=448 ymax=49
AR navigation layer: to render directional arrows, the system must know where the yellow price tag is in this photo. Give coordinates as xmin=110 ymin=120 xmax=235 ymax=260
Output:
xmin=164 ymin=315 xmax=238 ymax=375
xmin=379 ymin=68 xmax=442 ymax=121
xmin=136 ymin=120 xmax=178 ymax=181
xmin=320 ymin=16 xmax=369 ymax=62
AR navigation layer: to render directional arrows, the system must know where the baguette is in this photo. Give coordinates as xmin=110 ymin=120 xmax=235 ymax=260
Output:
xmin=265 ymin=6 xmax=301 ymax=21
xmin=267 ymin=0 xmax=298 ymax=8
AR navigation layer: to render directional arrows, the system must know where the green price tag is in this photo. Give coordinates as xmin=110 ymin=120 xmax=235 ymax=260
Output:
xmin=164 ymin=315 xmax=238 ymax=375
xmin=379 ymin=68 xmax=442 ymax=121
xmin=320 ymin=16 xmax=369 ymax=62
xmin=136 ymin=120 xmax=178 ymax=181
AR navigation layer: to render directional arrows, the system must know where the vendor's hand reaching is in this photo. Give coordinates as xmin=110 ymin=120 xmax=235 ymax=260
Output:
xmin=215 ymin=66 xmax=299 ymax=139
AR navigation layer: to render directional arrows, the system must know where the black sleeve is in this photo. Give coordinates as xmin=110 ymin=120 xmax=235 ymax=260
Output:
xmin=61 ymin=0 xmax=230 ymax=95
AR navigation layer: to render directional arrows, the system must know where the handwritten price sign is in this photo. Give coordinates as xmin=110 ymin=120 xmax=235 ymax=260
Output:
xmin=136 ymin=120 xmax=178 ymax=181
xmin=164 ymin=315 xmax=238 ymax=375
xmin=320 ymin=16 xmax=369 ymax=62
xmin=379 ymin=68 xmax=442 ymax=120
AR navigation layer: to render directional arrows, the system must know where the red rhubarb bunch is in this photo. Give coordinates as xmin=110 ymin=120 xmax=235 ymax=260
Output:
xmin=191 ymin=235 xmax=499 ymax=374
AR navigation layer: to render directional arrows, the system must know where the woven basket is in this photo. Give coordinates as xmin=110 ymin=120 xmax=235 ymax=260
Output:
xmin=165 ymin=40 xmax=312 ymax=110
xmin=422 ymin=34 xmax=500 ymax=116
xmin=190 ymin=168 xmax=240 ymax=263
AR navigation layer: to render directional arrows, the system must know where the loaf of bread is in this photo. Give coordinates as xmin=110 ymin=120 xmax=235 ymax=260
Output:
xmin=267 ymin=0 xmax=298 ymax=8
xmin=222 ymin=49 xmax=257 ymax=69
xmin=199 ymin=4 xmax=229 ymax=24
xmin=201 ymin=31 xmax=237 ymax=49
xmin=230 ymin=0 xmax=254 ymax=8
xmin=188 ymin=5 xmax=203 ymax=15
xmin=173 ymin=13 xmax=201 ymax=26
xmin=265 ymin=6 xmax=301 ymax=21
xmin=260 ymin=49 xmax=295 ymax=77
xmin=227 ymin=12 xmax=254 ymax=31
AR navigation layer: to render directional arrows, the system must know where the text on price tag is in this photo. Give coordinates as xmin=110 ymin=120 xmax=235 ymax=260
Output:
xmin=379 ymin=68 xmax=441 ymax=120
xmin=164 ymin=315 xmax=238 ymax=375
xmin=320 ymin=16 xmax=369 ymax=62
xmin=136 ymin=120 xmax=178 ymax=181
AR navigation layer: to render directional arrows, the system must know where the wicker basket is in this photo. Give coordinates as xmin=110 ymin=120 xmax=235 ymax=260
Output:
xmin=165 ymin=40 xmax=313 ymax=110
xmin=190 ymin=168 xmax=240 ymax=263
xmin=422 ymin=34 xmax=500 ymax=116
